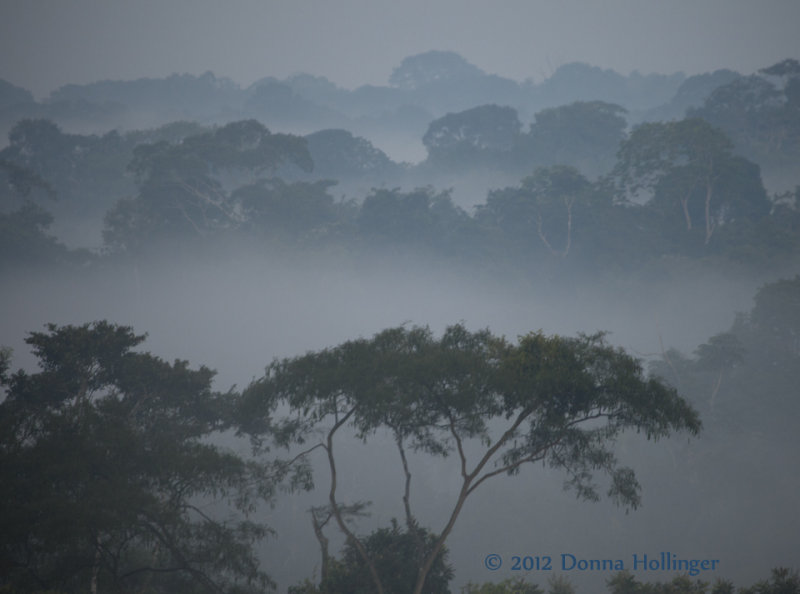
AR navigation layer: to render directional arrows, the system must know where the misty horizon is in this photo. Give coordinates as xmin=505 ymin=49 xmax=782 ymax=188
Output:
xmin=2 ymin=0 xmax=799 ymax=99
xmin=1 ymin=2 xmax=799 ymax=592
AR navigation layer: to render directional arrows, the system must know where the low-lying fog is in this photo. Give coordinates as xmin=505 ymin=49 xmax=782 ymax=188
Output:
xmin=3 ymin=247 xmax=794 ymax=591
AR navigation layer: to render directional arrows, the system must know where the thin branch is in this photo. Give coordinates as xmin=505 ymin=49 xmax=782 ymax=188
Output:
xmin=467 ymin=448 xmax=551 ymax=495
xmin=466 ymin=406 xmax=533 ymax=483
xmin=284 ymin=442 xmax=326 ymax=468
xmin=395 ymin=431 xmax=416 ymax=531
xmin=536 ymin=213 xmax=558 ymax=257
xmin=324 ymin=406 xmax=385 ymax=594
xmin=446 ymin=412 xmax=468 ymax=480
xmin=563 ymin=196 xmax=573 ymax=258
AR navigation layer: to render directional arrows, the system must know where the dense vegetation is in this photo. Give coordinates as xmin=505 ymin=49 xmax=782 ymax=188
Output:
xmin=1 ymin=52 xmax=798 ymax=592
xmin=1 ymin=55 xmax=799 ymax=279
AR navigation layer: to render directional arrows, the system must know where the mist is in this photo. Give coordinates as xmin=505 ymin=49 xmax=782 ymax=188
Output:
xmin=2 ymin=3 xmax=800 ymax=592
xmin=2 ymin=240 xmax=792 ymax=590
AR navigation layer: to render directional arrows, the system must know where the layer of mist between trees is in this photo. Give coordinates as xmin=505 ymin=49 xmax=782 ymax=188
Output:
xmin=1 ymin=50 xmax=799 ymax=593
xmin=2 ymin=254 xmax=798 ymax=592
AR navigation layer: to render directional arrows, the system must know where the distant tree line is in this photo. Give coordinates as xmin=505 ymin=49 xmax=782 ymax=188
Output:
xmin=2 ymin=106 xmax=798 ymax=278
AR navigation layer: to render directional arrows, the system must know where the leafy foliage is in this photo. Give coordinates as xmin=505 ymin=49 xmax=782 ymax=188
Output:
xmin=390 ymin=51 xmax=486 ymax=90
xmin=240 ymin=324 xmax=700 ymax=594
xmin=689 ymin=60 xmax=800 ymax=190
xmin=613 ymin=118 xmax=770 ymax=246
xmin=423 ymin=104 xmax=522 ymax=168
xmin=520 ymin=101 xmax=628 ymax=177
xmin=320 ymin=520 xmax=453 ymax=594
xmin=0 ymin=322 xmax=283 ymax=593
xmin=103 ymin=120 xmax=313 ymax=252
xmin=461 ymin=577 xmax=545 ymax=594
xmin=605 ymin=569 xmax=800 ymax=594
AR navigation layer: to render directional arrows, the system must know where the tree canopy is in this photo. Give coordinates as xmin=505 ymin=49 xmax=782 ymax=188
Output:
xmin=0 ymin=321 xmax=292 ymax=593
xmin=239 ymin=324 xmax=700 ymax=594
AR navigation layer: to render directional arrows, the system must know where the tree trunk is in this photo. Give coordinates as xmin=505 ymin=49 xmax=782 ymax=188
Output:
xmin=704 ymin=179 xmax=715 ymax=244
xmin=90 ymin=535 xmax=101 ymax=594
xmin=325 ymin=411 xmax=384 ymax=594
xmin=311 ymin=510 xmax=330 ymax=584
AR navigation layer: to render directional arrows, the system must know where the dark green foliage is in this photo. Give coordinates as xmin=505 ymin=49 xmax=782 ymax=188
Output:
xmin=739 ymin=568 xmax=800 ymax=594
xmin=461 ymin=577 xmax=545 ymax=593
xmin=240 ymin=324 xmax=699 ymax=594
xmin=320 ymin=521 xmax=453 ymax=594
xmin=605 ymin=569 xmax=798 ymax=594
xmin=606 ymin=571 xmax=711 ymax=594
xmin=546 ymin=575 xmax=576 ymax=594
xmin=0 ymin=322 xmax=280 ymax=593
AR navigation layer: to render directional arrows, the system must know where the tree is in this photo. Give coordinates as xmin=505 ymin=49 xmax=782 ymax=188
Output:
xmin=321 ymin=520 xmax=454 ymax=594
xmin=613 ymin=118 xmax=770 ymax=245
xmin=389 ymin=51 xmax=485 ymax=90
xmin=689 ymin=61 xmax=800 ymax=190
xmin=646 ymin=69 xmax=741 ymax=122
xmin=0 ymin=321 xmax=295 ymax=593
xmin=0 ymin=159 xmax=55 ymax=210
xmin=749 ymin=275 xmax=800 ymax=357
xmin=302 ymin=129 xmax=399 ymax=181
xmin=520 ymin=165 xmax=592 ymax=258
xmin=520 ymin=101 xmax=628 ymax=177
xmin=605 ymin=570 xmax=792 ymax=594
xmin=235 ymin=178 xmax=340 ymax=243
xmin=0 ymin=202 xmax=75 ymax=269
xmin=239 ymin=324 xmax=700 ymax=594
xmin=357 ymin=186 xmax=472 ymax=255
xmin=422 ymin=105 xmax=522 ymax=168
xmin=1 ymin=119 xmax=136 ymax=217
xmin=693 ymin=332 xmax=745 ymax=411
xmin=307 ymin=501 xmax=371 ymax=586
xmin=480 ymin=166 xmax=616 ymax=265
xmin=739 ymin=568 xmax=800 ymax=594
xmin=103 ymin=120 xmax=313 ymax=252
xmin=0 ymin=159 xmax=70 ymax=270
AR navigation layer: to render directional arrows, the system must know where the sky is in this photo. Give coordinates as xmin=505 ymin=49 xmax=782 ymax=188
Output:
xmin=1 ymin=0 xmax=799 ymax=99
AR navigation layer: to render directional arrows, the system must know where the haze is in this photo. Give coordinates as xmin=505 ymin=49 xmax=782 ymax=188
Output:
xmin=2 ymin=0 xmax=799 ymax=98
xmin=2 ymin=1 xmax=799 ymax=592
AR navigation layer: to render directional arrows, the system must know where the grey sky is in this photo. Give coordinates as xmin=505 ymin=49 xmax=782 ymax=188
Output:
xmin=2 ymin=0 xmax=799 ymax=99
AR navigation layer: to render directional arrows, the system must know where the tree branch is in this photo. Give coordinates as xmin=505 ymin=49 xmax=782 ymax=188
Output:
xmin=446 ymin=411 xmax=468 ymax=481
xmin=324 ymin=406 xmax=385 ymax=594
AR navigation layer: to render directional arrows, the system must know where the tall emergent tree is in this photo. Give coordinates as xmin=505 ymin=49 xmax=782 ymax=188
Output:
xmin=103 ymin=119 xmax=313 ymax=253
xmin=239 ymin=324 xmax=701 ymax=594
xmin=483 ymin=165 xmax=594 ymax=259
xmin=613 ymin=118 xmax=770 ymax=245
xmin=0 ymin=321 xmax=296 ymax=593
